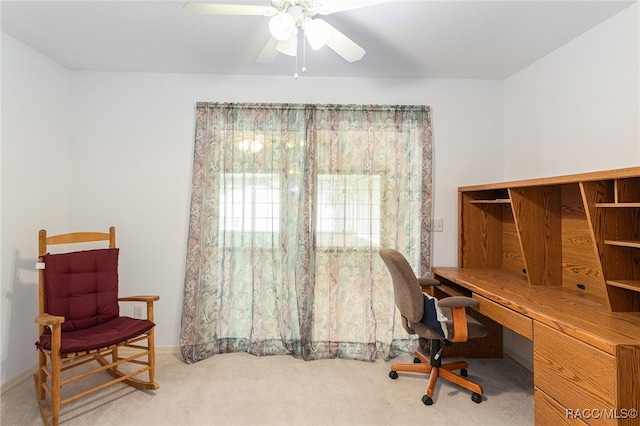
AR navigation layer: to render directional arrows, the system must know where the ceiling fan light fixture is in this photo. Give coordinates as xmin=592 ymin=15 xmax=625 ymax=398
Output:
xmin=269 ymin=13 xmax=297 ymax=41
xmin=186 ymin=1 xmax=373 ymax=66
xmin=276 ymin=33 xmax=298 ymax=56
xmin=303 ymin=18 xmax=331 ymax=50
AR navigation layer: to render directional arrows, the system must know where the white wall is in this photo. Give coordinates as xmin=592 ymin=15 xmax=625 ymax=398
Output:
xmin=68 ymin=72 xmax=504 ymax=349
xmin=1 ymin=34 xmax=72 ymax=384
xmin=504 ymin=2 xmax=639 ymax=180
xmin=502 ymin=3 xmax=640 ymax=368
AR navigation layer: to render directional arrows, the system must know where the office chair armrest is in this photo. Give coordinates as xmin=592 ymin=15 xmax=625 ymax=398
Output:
xmin=438 ymin=297 xmax=478 ymax=343
xmin=438 ymin=296 xmax=478 ymax=308
xmin=34 ymin=313 xmax=65 ymax=326
xmin=418 ymin=277 xmax=440 ymax=287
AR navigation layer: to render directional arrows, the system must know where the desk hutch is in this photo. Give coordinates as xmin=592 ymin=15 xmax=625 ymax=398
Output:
xmin=432 ymin=167 xmax=640 ymax=425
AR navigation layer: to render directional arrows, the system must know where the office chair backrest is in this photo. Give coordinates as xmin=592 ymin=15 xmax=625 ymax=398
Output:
xmin=379 ymin=248 xmax=424 ymax=324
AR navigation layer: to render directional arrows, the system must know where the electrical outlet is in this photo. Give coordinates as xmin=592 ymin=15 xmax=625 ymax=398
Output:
xmin=133 ymin=304 xmax=144 ymax=319
xmin=431 ymin=218 xmax=443 ymax=232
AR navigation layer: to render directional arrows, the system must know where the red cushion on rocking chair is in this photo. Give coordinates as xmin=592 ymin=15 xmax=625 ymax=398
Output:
xmin=43 ymin=248 xmax=120 ymax=332
xmin=38 ymin=317 xmax=155 ymax=353
xmin=38 ymin=247 xmax=154 ymax=353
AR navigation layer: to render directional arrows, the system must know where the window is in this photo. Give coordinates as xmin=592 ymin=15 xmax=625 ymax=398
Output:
xmin=219 ymin=173 xmax=381 ymax=248
xmin=316 ymin=174 xmax=381 ymax=248
xmin=219 ymin=173 xmax=280 ymax=247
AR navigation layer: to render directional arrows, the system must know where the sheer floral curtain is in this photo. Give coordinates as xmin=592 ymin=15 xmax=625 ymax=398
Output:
xmin=180 ymin=102 xmax=432 ymax=364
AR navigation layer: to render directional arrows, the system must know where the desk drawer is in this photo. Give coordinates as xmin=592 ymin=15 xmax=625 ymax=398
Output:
xmin=534 ymin=322 xmax=616 ymax=426
xmin=535 ymin=387 xmax=588 ymax=425
xmin=472 ymin=294 xmax=532 ymax=340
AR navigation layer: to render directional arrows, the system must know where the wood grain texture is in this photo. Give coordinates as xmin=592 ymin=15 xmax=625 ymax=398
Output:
xmin=501 ymin=204 xmax=526 ymax=275
xmin=447 ymin=168 xmax=640 ymax=426
xmin=462 ymin=171 xmax=640 ymax=313
xmin=600 ymin=207 xmax=640 ymax=311
xmin=459 ymin=167 xmax=640 ymax=192
xmin=561 ymin=184 xmax=608 ymax=304
xmin=510 ymin=186 xmax=563 ymax=286
xmin=535 ymin=387 xmax=589 ymax=426
xmin=461 ymin=202 xmax=504 ymax=268
xmin=606 ymin=280 xmax=640 ymax=292
xmin=616 ymin=345 xmax=640 ymax=426
xmin=473 ymin=293 xmax=532 ymax=340
xmin=432 ymin=268 xmax=640 ymax=355
xmin=616 ymin=177 xmax=640 ymax=203
xmin=534 ymin=322 xmax=616 ymax=426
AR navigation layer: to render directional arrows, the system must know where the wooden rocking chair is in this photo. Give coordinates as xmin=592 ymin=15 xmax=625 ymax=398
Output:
xmin=34 ymin=227 xmax=159 ymax=426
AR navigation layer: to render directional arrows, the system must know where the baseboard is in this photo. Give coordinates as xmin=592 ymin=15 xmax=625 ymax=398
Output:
xmin=156 ymin=345 xmax=181 ymax=355
xmin=129 ymin=345 xmax=180 ymax=355
xmin=1 ymin=346 xmax=181 ymax=395
xmin=1 ymin=365 xmax=36 ymax=395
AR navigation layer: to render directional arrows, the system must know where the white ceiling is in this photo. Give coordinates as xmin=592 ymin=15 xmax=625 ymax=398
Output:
xmin=1 ymin=0 xmax=636 ymax=80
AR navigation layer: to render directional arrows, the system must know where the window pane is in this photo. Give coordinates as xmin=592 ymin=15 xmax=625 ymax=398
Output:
xmin=316 ymin=174 xmax=381 ymax=248
xmin=219 ymin=173 xmax=280 ymax=247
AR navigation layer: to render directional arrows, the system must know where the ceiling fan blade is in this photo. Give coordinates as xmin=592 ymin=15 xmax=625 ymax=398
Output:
xmin=276 ymin=33 xmax=298 ymax=56
xmin=256 ymin=37 xmax=280 ymax=63
xmin=184 ymin=3 xmax=277 ymax=16
xmin=315 ymin=0 xmax=390 ymax=15
xmin=318 ymin=20 xmax=366 ymax=62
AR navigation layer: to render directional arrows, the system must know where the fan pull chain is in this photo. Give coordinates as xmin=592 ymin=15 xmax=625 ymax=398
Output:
xmin=294 ymin=30 xmax=299 ymax=79
xmin=302 ymin=32 xmax=307 ymax=74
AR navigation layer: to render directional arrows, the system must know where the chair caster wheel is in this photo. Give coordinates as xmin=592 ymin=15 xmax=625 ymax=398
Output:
xmin=422 ymin=395 xmax=433 ymax=405
xmin=413 ymin=357 xmax=421 ymax=363
xmin=460 ymin=368 xmax=468 ymax=377
xmin=471 ymin=393 xmax=482 ymax=403
xmin=389 ymin=371 xmax=398 ymax=379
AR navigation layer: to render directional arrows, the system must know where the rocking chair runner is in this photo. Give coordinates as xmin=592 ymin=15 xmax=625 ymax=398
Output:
xmin=34 ymin=227 xmax=159 ymax=426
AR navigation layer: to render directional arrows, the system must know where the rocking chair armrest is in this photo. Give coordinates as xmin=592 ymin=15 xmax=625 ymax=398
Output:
xmin=118 ymin=295 xmax=160 ymax=303
xmin=35 ymin=313 xmax=65 ymax=326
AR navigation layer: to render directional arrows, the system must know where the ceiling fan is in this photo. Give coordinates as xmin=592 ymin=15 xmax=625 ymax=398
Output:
xmin=184 ymin=1 xmax=387 ymax=65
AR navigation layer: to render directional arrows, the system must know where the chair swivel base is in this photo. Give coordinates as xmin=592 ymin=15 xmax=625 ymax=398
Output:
xmin=389 ymin=350 xmax=483 ymax=405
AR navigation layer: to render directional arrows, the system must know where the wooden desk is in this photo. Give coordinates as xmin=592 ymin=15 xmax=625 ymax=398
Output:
xmin=434 ymin=167 xmax=640 ymax=426
xmin=433 ymin=267 xmax=640 ymax=426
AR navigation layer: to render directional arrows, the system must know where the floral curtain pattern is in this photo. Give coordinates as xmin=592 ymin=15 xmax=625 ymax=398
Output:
xmin=180 ymin=102 xmax=433 ymax=364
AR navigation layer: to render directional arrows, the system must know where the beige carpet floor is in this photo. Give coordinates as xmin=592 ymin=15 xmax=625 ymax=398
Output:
xmin=1 ymin=352 xmax=533 ymax=425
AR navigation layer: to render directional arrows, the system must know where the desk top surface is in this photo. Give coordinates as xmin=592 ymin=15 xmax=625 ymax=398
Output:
xmin=432 ymin=267 xmax=640 ymax=355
